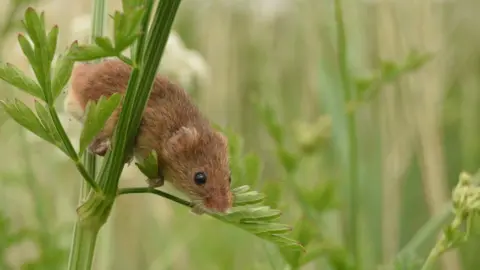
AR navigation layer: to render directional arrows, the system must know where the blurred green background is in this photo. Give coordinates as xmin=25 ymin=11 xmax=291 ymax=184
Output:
xmin=0 ymin=0 xmax=479 ymax=269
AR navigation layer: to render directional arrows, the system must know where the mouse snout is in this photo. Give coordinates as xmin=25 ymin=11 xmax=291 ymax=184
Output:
xmin=203 ymin=189 xmax=233 ymax=213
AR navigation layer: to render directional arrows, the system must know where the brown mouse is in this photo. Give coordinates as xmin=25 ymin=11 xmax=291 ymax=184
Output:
xmin=64 ymin=58 xmax=233 ymax=214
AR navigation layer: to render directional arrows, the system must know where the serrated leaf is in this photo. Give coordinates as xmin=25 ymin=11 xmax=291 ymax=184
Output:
xmin=122 ymin=0 xmax=144 ymax=13
xmin=113 ymin=8 xmax=144 ymax=53
xmin=1 ymin=99 xmax=53 ymax=144
xmin=78 ymin=93 xmax=122 ymax=155
xmin=69 ymin=43 xmax=114 ymax=61
xmin=124 ymin=8 xmax=145 ymax=36
xmin=233 ymin=191 xmax=265 ymax=206
xmin=47 ymin=25 xmax=59 ymax=63
xmin=232 ymin=185 xmax=250 ymax=194
xmin=17 ymin=34 xmax=37 ymax=68
xmin=95 ymin=36 xmax=115 ymax=52
xmin=241 ymin=208 xmax=282 ymax=222
xmin=51 ymin=52 xmax=74 ymax=99
xmin=116 ymin=33 xmax=141 ymax=53
xmin=23 ymin=8 xmax=46 ymax=47
xmin=239 ymin=222 xmax=291 ymax=234
xmin=0 ymin=63 xmax=44 ymax=101
xmin=135 ymin=150 xmax=159 ymax=179
xmin=113 ymin=11 xmax=126 ymax=50
xmin=33 ymin=101 xmax=63 ymax=150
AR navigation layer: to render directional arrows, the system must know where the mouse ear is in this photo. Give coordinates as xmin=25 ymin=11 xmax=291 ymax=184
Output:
xmin=164 ymin=126 xmax=199 ymax=156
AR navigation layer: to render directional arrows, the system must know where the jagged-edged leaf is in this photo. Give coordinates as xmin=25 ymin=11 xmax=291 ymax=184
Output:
xmin=47 ymin=25 xmax=59 ymax=63
xmin=122 ymin=0 xmax=144 ymax=13
xmin=112 ymin=8 xmax=144 ymax=52
xmin=17 ymin=34 xmax=37 ymax=69
xmin=23 ymin=8 xmax=47 ymax=47
xmin=21 ymin=8 xmax=50 ymax=92
xmin=0 ymin=99 xmax=53 ymax=144
xmin=233 ymin=190 xmax=265 ymax=206
xmin=209 ymin=185 xmax=304 ymax=252
xmin=135 ymin=150 xmax=159 ymax=179
xmin=79 ymin=93 xmax=122 ymax=155
xmin=0 ymin=63 xmax=44 ymax=100
xmin=51 ymin=51 xmax=75 ymax=99
xmin=231 ymin=185 xmax=250 ymax=194
xmin=69 ymin=43 xmax=114 ymax=61
xmin=33 ymin=101 xmax=64 ymax=151
xmin=95 ymin=36 xmax=115 ymax=52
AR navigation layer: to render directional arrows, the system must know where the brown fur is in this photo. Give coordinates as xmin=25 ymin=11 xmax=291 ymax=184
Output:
xmin=65 ymin=59 xmax=233 ymax=213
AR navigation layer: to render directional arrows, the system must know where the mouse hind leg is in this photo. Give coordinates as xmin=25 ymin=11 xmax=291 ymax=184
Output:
xmin=88 ymin=106 xmax=121 ymax=156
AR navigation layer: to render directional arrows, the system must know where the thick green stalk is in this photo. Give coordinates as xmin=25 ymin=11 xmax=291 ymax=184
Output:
xmin=95 ymin=0 xmax=181 ymax=198
xmin=71 ymin=1 xmax=182 ymax=269
xmin=67 ymin=0 xmax=106 ymax=269
xmin=333 ymin=0 xmax=360 ymax=267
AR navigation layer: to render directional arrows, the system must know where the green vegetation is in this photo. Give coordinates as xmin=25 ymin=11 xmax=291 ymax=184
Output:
xmin=0 ymin=0 xmax=478 ymax=269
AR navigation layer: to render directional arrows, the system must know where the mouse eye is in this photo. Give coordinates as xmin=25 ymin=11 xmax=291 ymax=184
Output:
xmin=194 ymin=172 xmax=207 ymax=185
xmin=228 ymin=176 xmax=232 ymax=184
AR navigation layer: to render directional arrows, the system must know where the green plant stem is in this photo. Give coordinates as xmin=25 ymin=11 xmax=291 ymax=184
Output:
xmin=117 ymin=187 xmax=193 ymax=207
xmin=47 ymin=105 xmax=101 ymax=193
xmin=70 ymin=1 xmax=182 ymax=269
xmin=333 ymin=0 xmax=359 ymax=267
xmin=95 ymin=0 xmax=181 ymax=198
xmin=396 ymin=203 xmax=452 ymax=263
xmin=67 ymin=0 xmax=106 ymax=269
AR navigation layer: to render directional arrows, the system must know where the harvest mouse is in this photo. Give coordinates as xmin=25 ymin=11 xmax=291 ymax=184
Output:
xmin=64 ymin=58 xmax=233 ymax=214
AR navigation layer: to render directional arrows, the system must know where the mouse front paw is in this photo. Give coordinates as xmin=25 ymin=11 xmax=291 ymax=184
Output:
xmin=146 ymin=171 xmax=164 ymax=188
xmin=88 ymin=138 xmax=111 ymax=156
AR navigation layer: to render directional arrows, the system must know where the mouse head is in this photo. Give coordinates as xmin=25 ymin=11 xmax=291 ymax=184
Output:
xmin=162 ymin=126 xmax=233 ymax=214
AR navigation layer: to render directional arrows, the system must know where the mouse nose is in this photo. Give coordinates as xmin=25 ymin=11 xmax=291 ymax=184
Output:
xmin=204 ymin=191 xmax=233 ymax=213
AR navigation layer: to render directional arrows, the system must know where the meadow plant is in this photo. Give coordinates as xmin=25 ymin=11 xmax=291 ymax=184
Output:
xmin=0 ymin=0 xmax=302 ymax=269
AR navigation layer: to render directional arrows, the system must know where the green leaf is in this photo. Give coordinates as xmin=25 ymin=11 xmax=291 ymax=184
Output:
xmin=124 ymin=8 xmax=145 ymax=37
xmin=209 ymin=185 xmax=304 ymax=252
xmin=17 ymin=34 xmax=38 ymax=69
xmin=233 ymin=190 xmax=265 ymax=206
xmin=135 ymin=150 xmax=159 ymax=179
xmin=47 ymin=25 xmax=59 ymax=63
xmin=0 ymin=63 xmax=44 ymax=100
xmin=33 ymin=101 xmax=64 ymax=151
xmin=113 ymin=11 xmax=126 ymax=50
xmin=257 ymin=101 xmax=284 ymax=145
xmin=122 ymin=0 xmax=143 ymax=12
xmin=78 ymin=93 xmax=122 ymax=155
xmin=0 ymin=99 xmax=53 ymax=144
xmin=94 ymin=36 xmax=115 ymax=52
xmin=69 ymin=42 xmax=114 ymax=61
xmin=23 ymin=8 xmax=46 ymax=47
xmin=51 ymin=51 xmax=75 ymax=99
xmin=112 ymin=8 xmax=144 ymax=53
